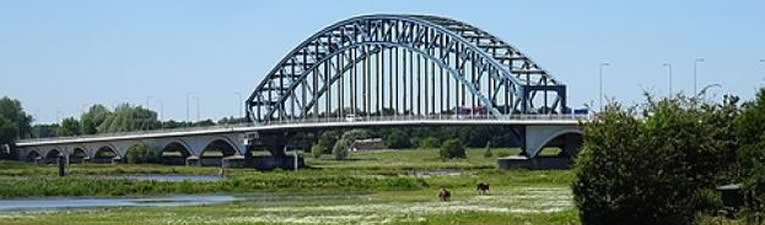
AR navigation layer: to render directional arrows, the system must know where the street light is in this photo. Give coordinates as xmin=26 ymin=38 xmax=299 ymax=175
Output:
xmin=193 ymin=96 xmax=200 ymax=122
xmin=146 ymin=97 xmax=164 ymax=123
xmin=599 ymin=62 xmax=610 ymax=111
xmin=185 ymin=92 xmax=195 ymax=125
xmin=234 ymin=92 xmax=243 ymax=119
xmin=694 ymin=58 xmax=704 ymax=96
xmin=663 ymin=63 xmax=673 ymax=98
xmin=81 ymin=104 xmax=89 ymax=115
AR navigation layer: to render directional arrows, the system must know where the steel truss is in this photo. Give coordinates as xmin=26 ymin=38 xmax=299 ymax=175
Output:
xmin=247 ymin=14 xmax=568 ymax=123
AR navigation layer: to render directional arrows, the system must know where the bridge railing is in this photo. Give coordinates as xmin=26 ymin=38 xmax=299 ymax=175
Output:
xmin=17 ymin=114 xmax=590 ymax=144
xmin=259 ymin=113 xmax=591 ymax=126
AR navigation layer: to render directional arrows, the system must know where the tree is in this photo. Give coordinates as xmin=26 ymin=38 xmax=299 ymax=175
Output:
xmin=217 ymin=116 xmax=247 ymax=125
xmin=0 ymin=97 xmax=33 ymax=139
xmin=0 ymin=117 xmax=17 ymax=159
xmin=98 ymin=104 xmax=160 ymax=133
xmin=31 ymin=124 xmax=59 ymax=138
xmin=573 ymin=96 xmax=737 ymax=225
xmin=80 ymin=104 xmax=111 ymax=135
xmin=384 ymin=129 xmax=411 ymax=149
xmin=439 ymin=138 xmax=466 ymax=161
xmin=317 ymin=130 xmax=342 ymax=154
xmin=57 ymin=117 xmax=81 ymax=137
xmin=332 ymin=138 xmax=351 ymax=160
xmin=734 ymin=88 xmax=765 ymax=221
xmin=418 ymin=137 xmax=440 ymax=149
xmin=311 ymin=144 xmax=323 ymax=158
xmin=332 ymin=129 xmax=370 ymax=160
xmin=125 ymin=142 xmax=157 ymax=164
xmin=483 ymin=141 xmax=493 ymax=158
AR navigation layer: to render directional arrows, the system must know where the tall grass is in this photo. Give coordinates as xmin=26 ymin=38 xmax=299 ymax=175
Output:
xmin=0 ymin=174 xmax=428 ymax=198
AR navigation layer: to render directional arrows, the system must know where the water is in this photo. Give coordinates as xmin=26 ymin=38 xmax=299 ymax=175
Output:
xmin=0 ymin=193 xmax=368 ymax=212
xmin=0 ymin=195 xmax=235 ymax=212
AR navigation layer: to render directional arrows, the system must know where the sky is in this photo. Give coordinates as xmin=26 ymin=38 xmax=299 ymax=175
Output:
xmin=1 ymin=0 xmax=764 ymax=124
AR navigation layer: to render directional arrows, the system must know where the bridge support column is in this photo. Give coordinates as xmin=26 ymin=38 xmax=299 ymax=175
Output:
xmin=498 ymin=125 xmax=583 ymax=170
xmin=247 ymin=131 xmax=304 ymax=170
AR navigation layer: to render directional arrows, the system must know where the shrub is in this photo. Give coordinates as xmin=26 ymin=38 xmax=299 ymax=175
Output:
xmin=332 ymin=129 xmax=369 ymax=160
xmin=332 ymin=139 xmax=351 ymax=160
xmin=573 ymin=98 xmax=737 ymax=225
xmin=734 ymin=89 xmax=765 ymax=221
xmin=483 ymin=142 xmax=493 ymax=158
xmin=418 ymin=137 xmax=440 ymax=149
xmin=439 ymin=139 xmax=466 ymax=161
xmin=317 ymin=130 xmax=342 ymax=154
xmin=311 ymin=144 xmax=323 ymax=159
xmin=125 ymin=142 xmax=157 ymax=164
xmin=384 ymin=129 xmax=411 ymax=149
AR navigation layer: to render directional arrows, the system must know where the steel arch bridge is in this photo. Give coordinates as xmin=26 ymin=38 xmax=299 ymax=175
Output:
xmin=246 ymin=14 xmax=569 ymax=123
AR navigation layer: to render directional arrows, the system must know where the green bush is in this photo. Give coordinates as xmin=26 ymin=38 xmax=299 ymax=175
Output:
xmin=332 ymin=129 xmax=369 ymax=160
xmin=311 ymin=144 xmax=323 ymax=158
xmin=332 ymin=138 xmax=351 ymax=160
xmin=439 ymin=139 xmax=466 ymax=161
xmin=573 ymin=98 xmax=737 ymax=225
xmin=734 ymin=89 xmax=765 ymax=221
xmin=483 ymin=142 xmax=493 ymax=158
xmin=418 ymin=137 xmax=440 ymax=149
xmin=125 ymin=142 xmax=157 ymax=164
xmin=317 ymin=130 xmax=342 ymax=154
xmin=384 ymin=129 xmax=412 ymax=149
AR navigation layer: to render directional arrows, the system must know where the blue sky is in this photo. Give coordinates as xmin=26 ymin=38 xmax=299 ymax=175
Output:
xmin=1 ymin=1 xmax=763 ymax=124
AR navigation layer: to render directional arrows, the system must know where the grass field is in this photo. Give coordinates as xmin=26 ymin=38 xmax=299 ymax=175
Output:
xmin=0 ymin=148 xmax=582 ymax=225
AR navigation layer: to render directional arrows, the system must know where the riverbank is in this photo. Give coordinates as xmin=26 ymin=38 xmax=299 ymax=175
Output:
xmin=0 ymin=147 xmax=581 ymax=224
xmin=0 ymin=185 xmax=579 ymax=225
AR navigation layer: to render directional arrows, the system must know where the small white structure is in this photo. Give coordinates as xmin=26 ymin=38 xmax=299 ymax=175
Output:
xmin=349 ymin=138 xmax=387 ymax=152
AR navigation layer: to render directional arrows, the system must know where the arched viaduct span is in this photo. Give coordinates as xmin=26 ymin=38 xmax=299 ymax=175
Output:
xmin=15 ymin=14 xmax=584 ymax=168
xmin=15 ymin=116 xmax=584 ymax=167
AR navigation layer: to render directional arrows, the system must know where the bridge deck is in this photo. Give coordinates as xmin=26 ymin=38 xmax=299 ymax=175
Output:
xmin=16 ymin=115 xmax=588 ymax=147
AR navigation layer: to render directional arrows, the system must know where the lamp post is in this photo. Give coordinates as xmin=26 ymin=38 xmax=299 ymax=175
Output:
xmin=599 ymin=62 xmax=610 ymax=111
xmin=693 ymin=58 xmax=704 ymax=96
xmin=81 ymin=104 xmax=89 ymax=115
xmin=186 ymin=92 xmax=197 ymax=125
xmin=186 ymin=93 xmax=191 ymax=124
xmin=193 ymin=96 xmax=200 ymax=122
xmin=158 ymin=100 xmax=164 ymax=122
xmin=145 ymin=96 xmax=153 ymax=109
xmin=234 ymin=92 xmax=242 ymax=119
xmin=663 ymin=63 xmax=673 ymax=98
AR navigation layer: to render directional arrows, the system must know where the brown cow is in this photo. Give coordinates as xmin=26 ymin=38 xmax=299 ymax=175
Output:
xmin=476 ymin=182 xmax=490 ymax=195
xmin=438 ymin=187 xmax=451 ymax=201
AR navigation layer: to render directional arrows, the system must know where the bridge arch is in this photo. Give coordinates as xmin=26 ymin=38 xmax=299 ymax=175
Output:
xmin=93 ymin=144 xmax=119 ymax=163
xmin=70 ymin=147 xmax=89 ymax=164
xmin=530 ymin=129 xmax=583 ymax=158
xmin=26 ymin=150 xmax=41 ymax=162
xmin=43 ymin=149 xmax=63 ymax=164
xmin=247 ymin=14 xmax=568 ymax=123
xmin=199 ymin=137 xmax=239 ymax=167
xmin=160 ymin=140 xmax=193 ymax=165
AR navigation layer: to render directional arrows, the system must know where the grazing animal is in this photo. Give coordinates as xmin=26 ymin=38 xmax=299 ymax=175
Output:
xmin=476 ymin=182 xmax=490 ymax=195
xmin=438 ymin=187 xmax=451 ymax=201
